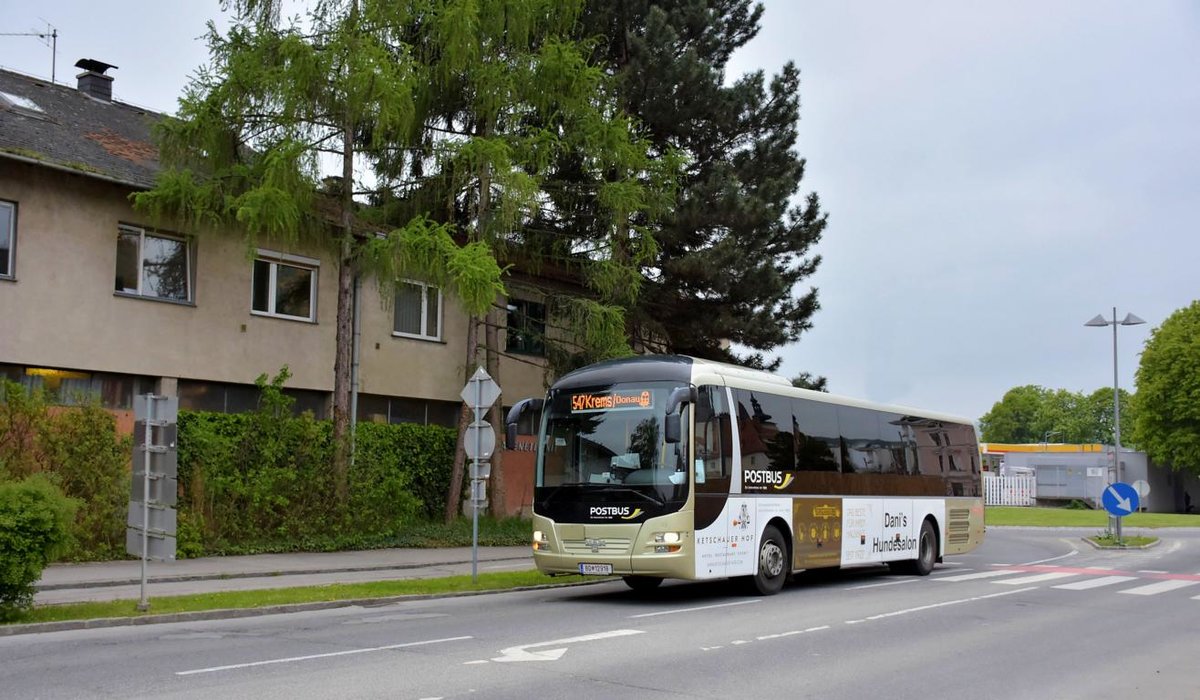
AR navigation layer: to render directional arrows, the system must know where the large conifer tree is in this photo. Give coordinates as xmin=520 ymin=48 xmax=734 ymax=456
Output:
xmin=576 ymin=0 xmax=828 ymax=371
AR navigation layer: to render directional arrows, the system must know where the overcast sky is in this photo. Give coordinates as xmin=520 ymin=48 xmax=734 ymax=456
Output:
xmin=2 ymin=1 xmax=1196 ymax=422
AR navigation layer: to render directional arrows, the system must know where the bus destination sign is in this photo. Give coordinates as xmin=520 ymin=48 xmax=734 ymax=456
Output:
xmin=570 ymin=390 xmax=653 ymax=413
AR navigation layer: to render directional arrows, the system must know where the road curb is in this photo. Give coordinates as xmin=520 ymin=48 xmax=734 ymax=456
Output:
xmin=35 ymin=556 xmax=533 ymax=591
xmin=1079 ymin=536 xmax=1161 ymax=550
xmin=2 ymin=580 xmax=605 ymax=637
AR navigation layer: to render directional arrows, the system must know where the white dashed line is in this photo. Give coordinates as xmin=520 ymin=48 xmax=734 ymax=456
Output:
xmin=933 ymin=570 xmax=1016 ymax=582
xmin=177 ymin=636 xmax=472 ymax=676
xmin=630 ymin=600 xmax=760 ymax=618
xmin=993 ymin=572 xmax=1078 ymax=585
xmin=1053 ymin=575 xmax=1138 ymax=590
xmin=1120 ymin=580 xmax=1200 ymax=596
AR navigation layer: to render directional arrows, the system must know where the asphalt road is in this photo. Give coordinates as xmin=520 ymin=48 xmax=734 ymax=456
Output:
xmin=4 ymin=528 xmax=1198 ymax=699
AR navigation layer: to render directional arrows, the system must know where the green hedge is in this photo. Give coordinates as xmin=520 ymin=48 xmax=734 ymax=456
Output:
xmin=0 ymin=476 xmax=76 ymax=619
xmin=1 ymin=374 xmax=460 ymax=561
xmin=176 ymin=412 xmax=456 ymax=556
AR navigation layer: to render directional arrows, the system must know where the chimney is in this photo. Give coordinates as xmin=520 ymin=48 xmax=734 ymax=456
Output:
xmin=75 ymin=58 xmax=118 ymax=102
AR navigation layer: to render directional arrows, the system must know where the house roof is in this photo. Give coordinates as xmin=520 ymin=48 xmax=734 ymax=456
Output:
xmin=0 ymin=67 xmax=163 ymax=189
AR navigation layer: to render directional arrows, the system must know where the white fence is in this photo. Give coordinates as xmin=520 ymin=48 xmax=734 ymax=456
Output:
xmin=984 ymin=474 xmax=1037 ymax=506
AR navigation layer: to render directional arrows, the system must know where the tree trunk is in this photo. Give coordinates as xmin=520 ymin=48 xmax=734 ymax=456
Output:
xmin=332 ymin=237 xmax=354 ymax=505
xmin=485 ymin=298 xmax=506 ymax=517
xmin=331 ymin=103 xmax=357 ymax=506
xmin=445 ymin=315 xmax=480 ymax=523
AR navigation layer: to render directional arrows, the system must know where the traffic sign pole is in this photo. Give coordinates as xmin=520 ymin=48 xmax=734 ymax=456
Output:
xmin=473 ymin=374 xmax=481 ymax=582
xmin=138 ymin=397 xmax=153 ymax=612
xmin=1101 ymin=481 xmax=1140 ymax=545
xmin=460 ymin=367 xmax=501 ymax=583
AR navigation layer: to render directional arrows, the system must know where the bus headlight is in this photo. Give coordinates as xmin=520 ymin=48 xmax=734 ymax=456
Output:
xmin=652 ymin=532 xmax=682 ymax=553
xmin=532 ymin=530 xmax=552 ymax=552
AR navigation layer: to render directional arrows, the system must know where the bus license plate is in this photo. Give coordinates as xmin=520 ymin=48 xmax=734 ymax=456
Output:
xmin=579 ymin=563 xmax=613 ymax=575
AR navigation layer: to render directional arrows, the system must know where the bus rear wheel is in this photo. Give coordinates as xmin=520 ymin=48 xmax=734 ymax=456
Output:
xmin=890 ymin=519 xmax=937 ymax=576
xmin=743 ymin=524 xmax=788 ymax=595
xmin=623 ymin=575 xmax=664 ymax=592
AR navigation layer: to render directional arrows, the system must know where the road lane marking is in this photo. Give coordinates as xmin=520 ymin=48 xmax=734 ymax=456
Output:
xmin=489 ymin=629 xmax=644 ymax=663
xmin=1020 ymin=549 xmax=1078 ymax=566
xmin=932 ymin=570 xmax=1015 ymax=582
xmin=1119 ymin=580 xmax=1200 ymax=596
xmin=176 ymin=636 xmax=472 ymax=676
xmin=994 ymin=572 xmax=1078 ymax=585
xmin=756 ymin=626 xmax=829 ymax=641
xmin=629 ymin=600 xmax=760 ymax=618
xmin=844 ymin=587 xmax=1036 ymax=625
xmin=1052 ymin=575 xmax=1138 ymax=590
xmin=847 ymin=578 xmax=918 ymax=590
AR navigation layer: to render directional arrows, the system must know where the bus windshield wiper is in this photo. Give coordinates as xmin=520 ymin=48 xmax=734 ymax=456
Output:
xmin=589 ymin=485 xmax=665 ymax=507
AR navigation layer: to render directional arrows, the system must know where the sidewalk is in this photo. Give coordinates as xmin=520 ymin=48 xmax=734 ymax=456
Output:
xmin=35 ymin=546 xmax=535 ymax=606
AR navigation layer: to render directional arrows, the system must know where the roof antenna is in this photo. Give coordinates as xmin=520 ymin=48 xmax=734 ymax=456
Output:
xmin=0 ymin=22 xmax=58 ymax=83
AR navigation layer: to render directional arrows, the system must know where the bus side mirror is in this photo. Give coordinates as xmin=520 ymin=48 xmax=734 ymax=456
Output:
xmin=663 ymin=386 xmax=697 ymax=444
xmin=505 ymin=398 xmax=543 ymax=449
xmin=665 ymin=414 xmax=681 ymax=444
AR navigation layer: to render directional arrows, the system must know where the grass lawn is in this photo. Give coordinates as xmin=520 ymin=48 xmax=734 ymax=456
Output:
xmin=6 ymin=570 xmax=590 ymax=627
xmin=986 ymin=506 xmax=1200 ymax=528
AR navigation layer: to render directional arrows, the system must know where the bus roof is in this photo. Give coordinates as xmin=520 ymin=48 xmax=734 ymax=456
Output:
xmin=550 ymin=354 xmax=977 ymax=427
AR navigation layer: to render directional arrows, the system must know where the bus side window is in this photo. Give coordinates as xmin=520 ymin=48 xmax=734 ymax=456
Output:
xmin=696 ymin=386 xmax=732 ymax=489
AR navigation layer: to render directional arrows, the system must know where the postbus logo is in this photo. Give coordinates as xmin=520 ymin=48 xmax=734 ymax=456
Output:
xmin=588 ymin=506 xmax=644 ymax=520
xmin=743 ymin=470 xmax=794 ymax=490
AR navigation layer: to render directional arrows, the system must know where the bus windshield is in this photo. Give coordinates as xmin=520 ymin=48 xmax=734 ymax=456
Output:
xmin=536 ymin=381 xmax=690 ymax=510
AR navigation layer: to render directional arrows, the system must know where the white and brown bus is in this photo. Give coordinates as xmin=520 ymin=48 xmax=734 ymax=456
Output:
xmin=506 ymin=355 xmax=985 ymax=595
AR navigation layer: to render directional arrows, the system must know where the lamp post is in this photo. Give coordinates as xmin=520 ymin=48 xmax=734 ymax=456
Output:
xmin=1085 ymin=307 xmax=1145 ymax=540
xmin=1041 ymin=430 xmax=1061 ymax=451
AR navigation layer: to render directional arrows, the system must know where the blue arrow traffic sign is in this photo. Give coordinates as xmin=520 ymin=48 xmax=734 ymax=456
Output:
xmin=1101 ymin=482 xmax=1140 ymax=517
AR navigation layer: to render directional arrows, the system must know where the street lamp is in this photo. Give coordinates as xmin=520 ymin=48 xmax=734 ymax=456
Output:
xmin=1085 ymin=307 xmax=1145 ymax=539
xmin=1042 ymin=430 xmax=1061 ymax=450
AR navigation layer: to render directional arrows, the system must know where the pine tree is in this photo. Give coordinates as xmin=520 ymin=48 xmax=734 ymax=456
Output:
xmin=571 ymin=0 xmax=828 ymax=371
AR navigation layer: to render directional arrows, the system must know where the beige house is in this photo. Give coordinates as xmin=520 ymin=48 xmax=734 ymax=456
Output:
xmin=0 ymin=61 xmax=551 ymax=429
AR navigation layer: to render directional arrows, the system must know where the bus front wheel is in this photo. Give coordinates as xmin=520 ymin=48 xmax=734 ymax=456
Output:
xmin=623 ymin=575 xmax=664 ymax=592
xmin=743 ymin=524 xmax=788 ymax=595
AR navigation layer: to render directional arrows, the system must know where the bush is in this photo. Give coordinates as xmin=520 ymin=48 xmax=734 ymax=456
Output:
xmin=0 ymin=476 xmax=77 ymax=620
xmin=0 ymin=381 xmax=129 ymax=561
xmin=175 ymin=368 xmax=458 ymax=556
xmin=0 ymin=380 xmax=50 ymax=481
xmin=38 ymin=403 xmax=131 ymax=560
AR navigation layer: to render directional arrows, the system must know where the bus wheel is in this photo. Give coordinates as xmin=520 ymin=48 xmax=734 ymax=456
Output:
xmin=891 ymin=519 xmax=937 ymax=576
xmin=622 ymin=575 xmax=664 ymax=592
xmin=745 ymin=524 xmax=788 ymax=595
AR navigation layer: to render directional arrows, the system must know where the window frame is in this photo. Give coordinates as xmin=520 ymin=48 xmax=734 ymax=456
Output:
xmin=0 ymin=199 xmax=14 ymax=280
xmin=392 ymin=279 xmax=442 ymax=341
xmin=114 ymin=223 xmax=193 ymax=303
xmin=251 ymin=249 xmax=319 ymax=323
xmin=506 ymin=297 xmax=547 ymax=356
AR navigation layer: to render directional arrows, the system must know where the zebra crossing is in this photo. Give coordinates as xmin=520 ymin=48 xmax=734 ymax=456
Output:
xmin=932 ymin=565 xmax=1200 ymax=599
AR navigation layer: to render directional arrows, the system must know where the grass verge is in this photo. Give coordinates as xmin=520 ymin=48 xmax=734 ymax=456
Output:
xmin=8 ymin=570 xmax=591 ymax=626
xmin=1084 ymin=534 xmax=1157 ymax=548
xmin=986 ymin=507 xmax=1200 ymax=528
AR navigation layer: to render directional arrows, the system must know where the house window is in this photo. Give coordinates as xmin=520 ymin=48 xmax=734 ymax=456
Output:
xmin=0 ymin=200 xmax=14 ymax=279
xmin=394 ymin=280 xmax=441 ymax=340
xmin=506 ymin=298 xmax=546 ymax=355
xmin=1 ymin=363 xmax=154 ymax=409
xmin=252 ymin=250 xmax=318 ymax=322
xmin=114 ymin=224 xmax=191 ymax=302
